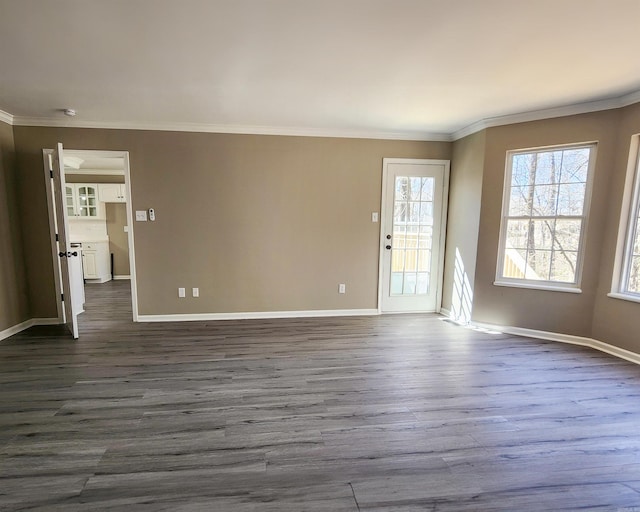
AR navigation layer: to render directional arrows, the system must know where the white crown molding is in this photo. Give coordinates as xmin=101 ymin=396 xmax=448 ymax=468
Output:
xmin=452 ymin=89 xmax=640 ymax=141
xmin=138 ymin=308 xmax=379 ymax=323
xmin=10 ymin=116 xmax=450 ymax=142
xmin=4 ymin=88 xmax=640 ymax=141
xmin=0 ymin=109 xmax=14 ymax=125
xmin=471 ymin=320 xmax=640 ymax=366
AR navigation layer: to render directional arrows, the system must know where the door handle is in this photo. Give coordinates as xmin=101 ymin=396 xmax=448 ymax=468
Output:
xmin=385 ymin=245 xmax=392 ymax=250
xmin=58 ymin=251 xmax=78 ymax=258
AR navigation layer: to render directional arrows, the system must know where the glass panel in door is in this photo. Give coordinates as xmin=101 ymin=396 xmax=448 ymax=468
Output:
xmin=391 ymin=176 xmax=435 ymax=296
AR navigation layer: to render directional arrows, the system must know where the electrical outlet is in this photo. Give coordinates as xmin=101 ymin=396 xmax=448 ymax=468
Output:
xmin=192 ymin=287 xmax=199 ymax=297
xmin=339 ymin=283 xmax=346 ymax=294
xmin=178 ymin=287 xmax=186 ymax=298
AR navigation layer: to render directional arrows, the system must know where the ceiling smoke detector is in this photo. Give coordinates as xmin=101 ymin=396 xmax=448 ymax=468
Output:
xmin=63 ymin=108 xmax=76 ymax=117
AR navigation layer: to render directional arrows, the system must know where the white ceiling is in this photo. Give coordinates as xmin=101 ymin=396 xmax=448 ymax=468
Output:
xmin=1 ymin=0 xmax=639 ymax=140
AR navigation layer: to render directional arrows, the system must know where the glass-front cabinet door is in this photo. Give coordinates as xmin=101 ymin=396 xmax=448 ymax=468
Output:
xmin=66 ymin=184 xmax=99 ymax=218
xmin=65 ymin=185 xmax=75 ymax=217
xmin=76 ymin=185 xmax=98 ymax=217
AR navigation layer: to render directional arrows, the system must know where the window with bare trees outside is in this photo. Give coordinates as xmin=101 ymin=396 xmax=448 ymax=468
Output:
xmin=496 ymin=143 xmax=596 ymax=291
xmin=611 ymin=136 xmax=640 ymax=302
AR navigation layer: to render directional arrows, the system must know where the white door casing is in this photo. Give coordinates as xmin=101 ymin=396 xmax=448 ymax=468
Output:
xmin=379 ymin=158 xmax=449 ymax=313
xmin=44 ymin=148 xmax=140 ymax=326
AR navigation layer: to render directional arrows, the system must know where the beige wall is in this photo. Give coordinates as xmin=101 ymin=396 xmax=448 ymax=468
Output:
xmin=12 ymin=126 xmax=449 ymax=316
xmin=66 ymin=174 xmax=124 ymax=184
xmin=471 ymin=110 xmax=620 ymax=337
xmin=0 ymin=120 xmax=29 ymax=331
xmin=106 ymin=203 xmax=130 ymax=277
xmin=591 ymin=102 xmax=640 ymax=353
xmin=442 ymin=130 xmax=486 ymax=322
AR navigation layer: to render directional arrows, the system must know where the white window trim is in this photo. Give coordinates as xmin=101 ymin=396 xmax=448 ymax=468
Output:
xmin=610 ymin=134 xmax=640 ymax=302
xmin=495 ymin=142 xmax=597 ymax=292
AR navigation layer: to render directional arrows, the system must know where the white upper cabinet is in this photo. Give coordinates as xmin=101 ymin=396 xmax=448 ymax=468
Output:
xmin=65 ymin=184 xmax=103 ymax=218
xmin=98 ymin=183 xmax=126 ymax=203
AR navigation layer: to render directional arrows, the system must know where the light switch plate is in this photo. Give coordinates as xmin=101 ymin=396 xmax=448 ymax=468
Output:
xmin=135 ymin=210 xmax=148 ymax=221
xmin=372 ymin=212 xmax=379 ymax=222
xmin=178 ymin=287 xmax=186 ymax=298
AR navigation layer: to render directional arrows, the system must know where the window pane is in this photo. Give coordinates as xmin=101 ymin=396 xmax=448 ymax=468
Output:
xmin=395 ymin=177 xmax=408 ymax=200
xmin=512 ymin=154 xmax=533 ymax=186
xmin=421 ymin=178 xmax=434 ymax=201
xmin=550 ymin=250 xmax=578 ymax=283
xmin=526 ymin=250 xmax=552 ymax=280
xmin=392 ymin=228 xmax=406 ymax=249
xmin=628 ymin=256 xmax=640 ymax=293
xmin=503 ymin=247 xmax=528 ymax=279
xmin=532 ymin=185 xmax=558 ymax=216
xmin=403 ymin=273 xmax=417 ymax=294
xmin=530 ymin=219 xmax=554 ymax=250
xmin=506 ymin=219 xmax=529 ymax=249
xmin=416 ymin=273 xmax=429 ymax=295
xmin=553 ymin=220 xmax=582 ymax=252
xmin=394 ymin=202 xmax=407 ymax=223
xmin=405 ymin=226 xmax=419 ymax=249
xmin=535 ymin=151 xmax=563 ymax=185
xmin=560 ymin=148 xmax=590 ymax=183
xmin=409 ymin=177 xmax=422 ymax=200
xmin=509 ymin=186 xmax=531 ymax=216
xmin=557 ymin=183 xmax=586 ymax=216
xmin=418 ymin=227 xmax=432 ymax=249
xmin=408 ymin=202 xmax=421 ymax=223
xmin=417 ymin=250 xmax=431 ymax=271
xmin=405 ymin=250 xmax=418 ymax=272
xmin=392 ymin=250 xmax=405 ymax=271
xmin=633 ymin=220 xmax=640 ymax=255
xmin=390 ymin=273 xmax=403 ymax=295
xmin=419 ymin=202 xmax=433 ymax=225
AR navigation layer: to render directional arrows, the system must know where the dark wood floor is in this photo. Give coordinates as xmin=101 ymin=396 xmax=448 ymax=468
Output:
xmin=2 ymin=281 xmax=640 ymax=511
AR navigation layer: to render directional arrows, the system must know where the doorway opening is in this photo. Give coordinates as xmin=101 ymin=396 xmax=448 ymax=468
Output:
xmin=43 ymin=147 xmax=138 ymax=337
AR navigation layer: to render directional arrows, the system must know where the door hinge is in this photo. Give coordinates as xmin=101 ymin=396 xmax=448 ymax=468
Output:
xmin=55 ymin=233 xmax=59 ymax=242
xmin=50 ymin=169 xmax=54 ymax=178
xmin=60 ymin=293 xmax=64 ymax=302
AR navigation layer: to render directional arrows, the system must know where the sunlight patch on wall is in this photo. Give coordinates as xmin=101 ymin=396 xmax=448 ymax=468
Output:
xmin=451 ymin=248 xmax=473 ymax=325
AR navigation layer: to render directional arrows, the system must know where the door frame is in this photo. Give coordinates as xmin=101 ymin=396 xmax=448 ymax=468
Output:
xmin=42 ymin=148 xmax=140 ymax=325
xmin=377 ymin=158 xmax=450 ymax=314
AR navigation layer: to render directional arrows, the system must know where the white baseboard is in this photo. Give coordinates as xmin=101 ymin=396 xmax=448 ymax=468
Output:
xmin=85 ymin=277 xmax=111 ymax=284
xmin=113 ymin=275 xmax=130 ymax=280
xmin=440 ymin=307 xmax=452 ymax=318
xmin=0 ymin=317 xmax=61 ymax=342
xmin=472 ymin=320 xmax=640 ymax=366
xmin=138 ymin=308 xmax=379 ymax=323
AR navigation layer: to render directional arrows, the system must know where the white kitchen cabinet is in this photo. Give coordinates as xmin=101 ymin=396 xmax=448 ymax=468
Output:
xmin=81 ymin=241 xmax=111 ymax=283
xmin=66 ymin=184 xmax=103 ymax=218
xmin=98 ymin=183 xmax=126 ymax=203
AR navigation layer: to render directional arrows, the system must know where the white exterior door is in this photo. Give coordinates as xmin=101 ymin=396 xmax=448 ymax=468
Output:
xmin=379 ymin=158 xmax=449 ymax=313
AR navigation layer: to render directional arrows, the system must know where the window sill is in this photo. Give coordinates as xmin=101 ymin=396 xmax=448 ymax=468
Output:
xmin=494 ymin=280 xmax=582 ymax=294
xmin=607 ymin=292 xmax=640 ymax=304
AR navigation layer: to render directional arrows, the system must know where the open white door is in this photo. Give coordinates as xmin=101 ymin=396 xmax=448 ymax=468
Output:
xmin=49 ymin=143 xmax=80 ymax=338
xmin=379 ymin=158 xmax=449 ymax=313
